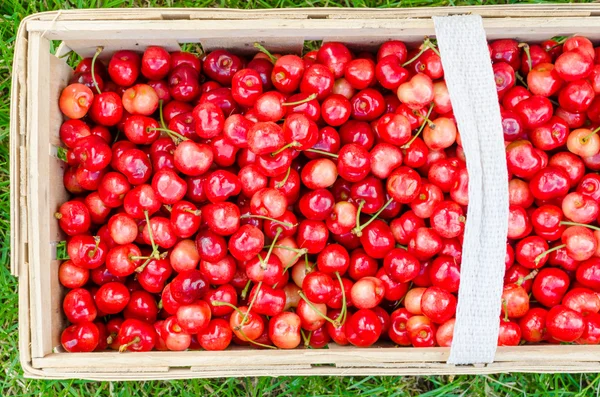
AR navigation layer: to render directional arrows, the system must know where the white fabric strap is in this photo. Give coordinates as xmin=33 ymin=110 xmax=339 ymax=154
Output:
xmin=433 ymin=15 xmax=509 ymax=364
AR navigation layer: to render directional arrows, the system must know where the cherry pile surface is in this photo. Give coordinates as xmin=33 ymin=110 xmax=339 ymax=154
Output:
xmin=56 ymin=37 xmax=600 ymax=353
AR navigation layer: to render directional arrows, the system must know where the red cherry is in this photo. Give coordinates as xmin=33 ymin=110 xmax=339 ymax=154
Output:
xmin=546 ymin=305 xmax=585 ymax=342
xmin=61 ymin=322 xmax=100 ymax=352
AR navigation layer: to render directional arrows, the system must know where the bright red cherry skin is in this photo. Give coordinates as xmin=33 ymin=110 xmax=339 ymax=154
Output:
xmin=345 ymin=309 xmax=383 ymax=347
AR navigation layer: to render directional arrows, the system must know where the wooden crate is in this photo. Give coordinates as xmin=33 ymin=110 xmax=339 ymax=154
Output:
xmin=11 ymin=5 xmax=600 ymax=380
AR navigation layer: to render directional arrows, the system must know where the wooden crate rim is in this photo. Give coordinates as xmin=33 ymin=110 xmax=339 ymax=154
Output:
xmin=12 ymin=5 xmax=600 ymax=380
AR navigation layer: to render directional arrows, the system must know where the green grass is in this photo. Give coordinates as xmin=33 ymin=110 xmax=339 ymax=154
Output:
xmin=2 ymin=0 xmax=600 ymax=395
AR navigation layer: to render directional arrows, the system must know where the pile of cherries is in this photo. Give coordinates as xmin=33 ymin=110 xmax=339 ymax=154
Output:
xmin=56 ymin=35 xmax=600 ymax=353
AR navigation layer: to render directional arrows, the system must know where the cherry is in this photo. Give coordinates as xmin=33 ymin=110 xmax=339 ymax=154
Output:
xmin=493 ymin=62 xmax=516 ymax=99
xmin=95 ymin=281 xmax=131 ymax=314
xmin=406 ymin=315 xmax=437 ymax=347
xmin=397 ymin=73 xmax=434 ymax=110
xmin=519 ymin=308 xmax=549 ymax=343
xmin=340 ymin=120 xmax=375 ymax=150
xmin=67 ymin=235 xmax=107 ymax=270
xmin=59 ymin=260 xmax=90 ymax=289
xmin=107 ymin=50 xmax=139 ymax=86
xmin=377 ymin=113 xmax=411 ymax=146
xmin=71 ymin=135 xmax=112 ymax=172
xmin=350 ymin=88 xmax=386 ymax=121
xmin=300 ymin=271 xmax=334 ymax=304
xmin=123 ymin=184 xmax=161 ymax=219
xmin=563 ymin=288 xmax=600 ymax=316
xmin=350 ymin=276 xmax=384 ymax=309
xmin=386 ymin=308 xmax=412 ymax=346
xmin=514 ymin=95 xmax=553 ymax=130
xmin=107 ymin=213 xmax=137 ymax=245
xmin=116 ymin=148 xmax=153 ymax=185
xmin=175 ymin=300 xmax=211 ymax=334
xmin=555 ymin=49 xmax=593 ymax=82
xmin=301 ymin=64 xmax=335 ymax=100
xmin=498 ymin=319 xmax=521 ymax=346
xmin=562 ymin=192 xmax=599 ymax=224
xmin=408 ymin=227 xmax=443 ymax=261
xmin=529 ymin=166 xmax=570 ymax=200
xmin=55 ymin=200 xmax=91 ymax=236
xmin=421 ymin=286 xmax=456 ymax=324
xmin=578 ymin=313 xmax=600 ymax=345
xmin=501 ymin=283 xmax=530 ymax=318
xmin=61 ymin=322 xmax=100 ymax=352
xmin=199 ymin=254 xmax=236 ymax=285
xmin=390 ymin=210 xmax=426 ymax=245
xmin=158 ymin=316 xmax=190 ymax=351
xmin=387 ymin=166 xmax=422 ymax=203
xmin=60 ymin=83 xmax=94 ymax=119
xmin=576 ymin=258 xmax=600 ymax=289
xmin=254 ymin=91 xmax=286 ymax=122
xmin=168 ymin=64 xmax=200 ymax=102
xmin=369 ymin=143 xmax=403 ymax=180
xmin=117 ymin=318 xmax=157 ymax=352
xmin=169 ymin=239 xmax=200 ymax=273
xmin=345 ymin=309 xmax=382 ymax=347
xmin=174 ymin=141 xmax=214 ymax=176
xmin=429 ymin=255 xmax=460 ymax=293
xmin=137 ymin=257 xmax=172 ymax=294
xmin=203 ymin=50 xmax=242 ymax=86
xmin=198 ymin=319 xmax=233 ymax=351
xmin=63 ymin=288 xmax=97 ymax=324
xmin=546 ymin=305 xmax=585 ymax=342
xmin=229 ymin=306 xmax=264 ymax=342
xmin=249 ymin=283 xmax=286 ymax=316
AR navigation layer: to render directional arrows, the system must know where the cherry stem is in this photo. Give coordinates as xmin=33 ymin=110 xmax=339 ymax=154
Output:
xmin=519 ymin=43 xmax=532 ymax=71
xmin=352 ymin=198 xmax=395 ymax=236
xmin=88 ymin=236 xmax=101 ymax=258
xmin=335 ymin=271 xmax=348 ymax=326
xmin=560 ymin=221 xmax=600 ymax=232
xmin=147 ymin=127 xmax=189 ymax=144
xmin=304 ymin=148 xmax=339 ymax=159
xmin=91 ymin=46 xmax=103 ymax=95
xmin=183 ymin=208 xmax=201 ymax=216
xmin=272 ymin=245 xmax=307 ymax=254
xmin=580 ymin=125 xmax=600 ymax=143
xmin=402 ymin=103 xmax=434 ymax=149
xmin=271 ymin=141 xmax=299 ymax=157
xmin=301 ymin=329 xmax=312 ymax=348
xmin=402 ymin=37 xmax=437 ymax=67
xmin=353 ymin=200 xmax=366 ymax=235
xmin=241 ymin=279 xmax=252 ymax=300
xmin=238 ymin=327 xmax=277 ymax=349
xmin=118 ymin=336 xmax=140 ymax=353
xmin=534 ymin=244 xmax=566 ymax=266
xmin=253 ymin=42 xmax=277 ymax=64
xmin=242 ymin=281 xmax=262 ymax=326
xmin=240 ymin=214 xmax=295 ymax=228
xmin=275 ymin=167 xmax=292 ymax=189
xmin=282 ymin=93 xmax=318 ymax=106
xmin=210 ymin=301 xmax=246 ymax=317
xmin=263 ymin=228 xmax=282 ymax=265
xmin=517 ymin=269 xmax=539 ymax=286
xmin=158 ymin=99 xmax=167 ymax=129
xmin=135 ymin=256 xmax=154 ymax=273
xmin=515 ymin=72 xmax=529 ymax=89
xmin=501 ymin=300 xmax=509 ymax=322
xmin=396 ymin=244 xmax=408 ymax=250
xmin=143 ymin=210 xmax=160 ymax=259
xmin=298 ymin=291 xmax=340 ymax=327
xmin=282 ymin=250 xmax=306 ymax=274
